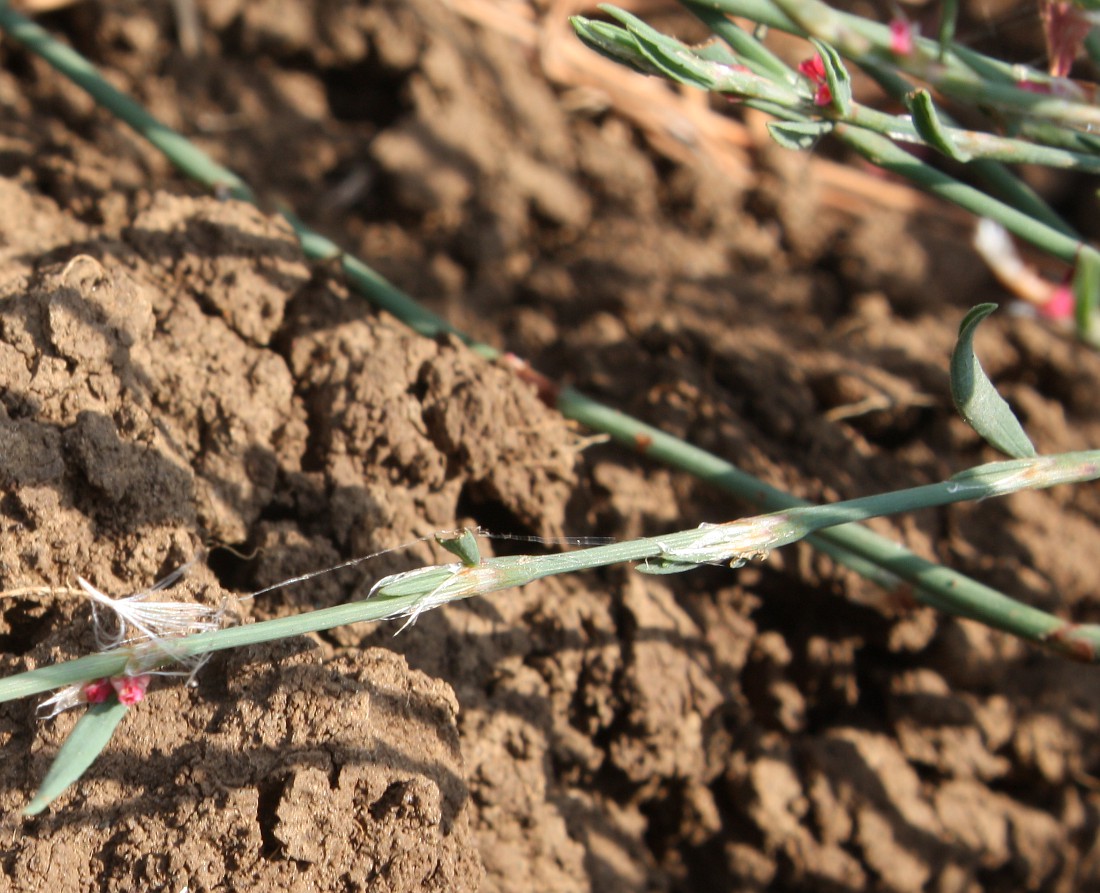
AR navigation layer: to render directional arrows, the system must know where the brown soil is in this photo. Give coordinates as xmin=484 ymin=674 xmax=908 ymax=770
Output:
xmin=3 ymin=1 xmax=1100 ymax=891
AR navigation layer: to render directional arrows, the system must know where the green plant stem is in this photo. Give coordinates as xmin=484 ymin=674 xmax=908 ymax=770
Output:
xmin=0 ymin=7 xmax=255 ymax=203
xmin=558 ymin=392 xmax=1100 ymax=646
xmin=682 ymin=0 xmax=793 ymax=83
xmin=855 ymin=60 xmax=1076 ymax=237
xmin=843 ymin=103 xmax=1100 ymax=174
xmin=287 ymin=212 xmax=476 ymax=347
xmin=831 ymin=123 xmax=1096 ymax=269
xmin=1 ymin=6 xmax=1089 ymax=663
xmin=3 ymin=450 xmax=1100 ymax=707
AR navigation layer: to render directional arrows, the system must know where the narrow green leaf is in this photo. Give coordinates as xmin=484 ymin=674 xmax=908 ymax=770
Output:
xmin=601 ymin=5 xmax=720 ymax=88
xmin=1073 ymin=248 xmax=1100 ymax=341
xmin=693 ymin=40 xmax=740 ymax=65
xmin=635 ymin=559 xmax=698 ymax=575
xmin=767 ymin=120 xmax=833 ymax=150
xmin=810 ymin=38 xmax=852 ymax=115
xmin=906 ymin=89 xmax=973 ymax=162
xmin=938 ymin=0 xmax=958 ymax=61
xmin=25 ymin=699 xmax=130 ymax=815
xmin=682 ymin=1 xmax=794 ymax=83
xmin=950 ymin=304 xmax=1037 ymax=458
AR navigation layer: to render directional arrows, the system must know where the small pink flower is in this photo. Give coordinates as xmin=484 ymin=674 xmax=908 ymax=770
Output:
xmin=797 ymin=55 xmax=826 ymax=81
xmin=889 ymin=18 xmax=916 ymax=56
xmin=111 ymin=674 xmax=151 ymax=706
xmin=798 ymin=55 xmax=833 ymax=106
xmin=812 ymin=82 xmax=833 ymax=106
xmin=1039 ymin=283 xmax=1075 ymax=320
xmin=83 ymin=679 xmax=113 ymax=704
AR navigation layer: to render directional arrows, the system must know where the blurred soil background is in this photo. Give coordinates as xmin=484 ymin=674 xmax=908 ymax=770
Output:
xmin=3 ymin=0 xmax=1100 ymax=890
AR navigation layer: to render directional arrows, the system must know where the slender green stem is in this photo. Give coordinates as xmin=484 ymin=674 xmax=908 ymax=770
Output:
xmin=0 ymin=7 xmax=255 ymax=203
xmin=286 ymin=212 xmax=477 ymax=347
xmin=557 ymin=391 xmax=1100 ymax=651
xmin=3 ymin=450 xmax=1100 ymax=706
xmin=842 ymin=103 xmax=1100 ymax=174
xmin=832 ymin=123 xmax=1094 ymax=268
xmin=855 ymin=59 xmax=1076 ymax=237
xmin=681 ymin=0 xmax=793 ymax=83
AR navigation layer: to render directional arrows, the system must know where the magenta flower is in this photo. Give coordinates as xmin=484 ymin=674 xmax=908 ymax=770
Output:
xmin=797 ymin=55 xmax=833 ymax=106
xmin=82 ymin=679 xmax=113 ymax=704
xmin=111 ymin=674 xmax=151 ymax=706
xmin=889 ymin=18 xmax=916 ymax=56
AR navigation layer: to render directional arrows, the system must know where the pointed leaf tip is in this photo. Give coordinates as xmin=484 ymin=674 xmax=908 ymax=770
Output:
xmin=767 ymin=120 xmax=834 ymax=150
xmin=950 ymin=304 xmax=1037 ymax=458
xmin=25 ymin=700 xmax=130 ymax=816
xmin=906 ymin=90 xmax=973 ymax=162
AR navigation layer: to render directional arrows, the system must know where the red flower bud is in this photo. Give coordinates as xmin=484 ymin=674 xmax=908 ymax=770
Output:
xmin=797 ymin=55 xmax=826 ymax=81
xmin=889 ymin=19 xmax=916 ymax=56
xmin=83 ymin=679 xmax=113 ymax=704
xmin=798 ymin=55 xmax=833 ymax=106
xmin=111 ymin=674 xmax=151 ymax=706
